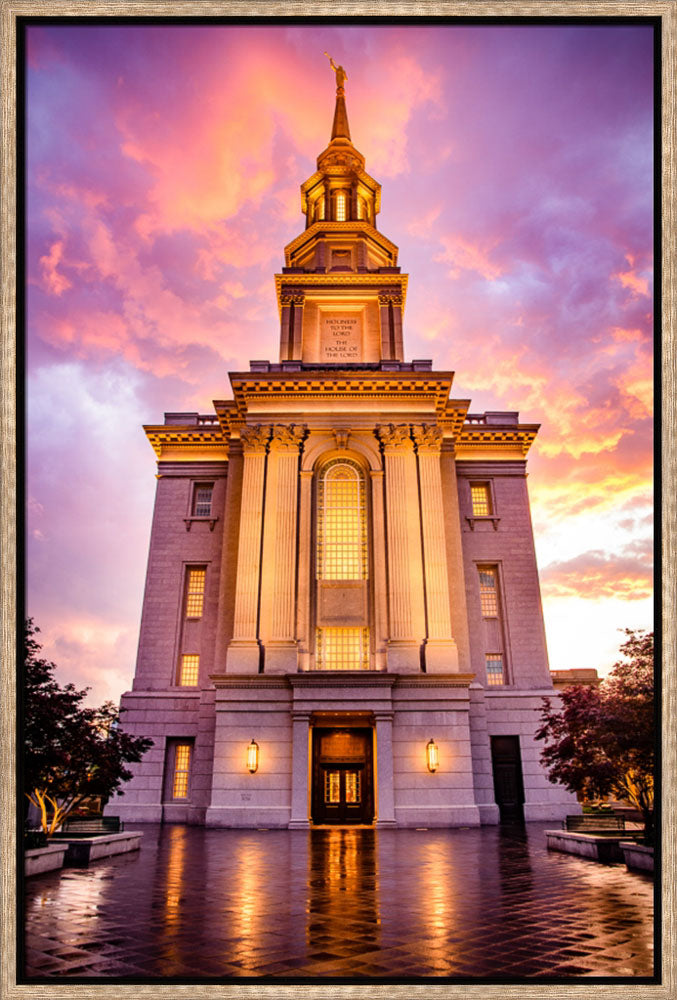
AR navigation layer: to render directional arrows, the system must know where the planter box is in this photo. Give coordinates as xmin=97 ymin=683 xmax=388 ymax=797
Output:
xmin=545 ymin=829 xmax=634 ymax=863
xmin=52 ymin=831 xmax=142 ymax=866
xmin=25 ymin=843 xmax=68 ymax=877
xmin=620 ymin=841 xmax=654 ymax=873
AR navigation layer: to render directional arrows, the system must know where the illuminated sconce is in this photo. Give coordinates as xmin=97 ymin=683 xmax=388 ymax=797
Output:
xmin=426 ymin=738 xmax=439 ymax=773
xmin=246 ymin=739 xmax=259 ymax=773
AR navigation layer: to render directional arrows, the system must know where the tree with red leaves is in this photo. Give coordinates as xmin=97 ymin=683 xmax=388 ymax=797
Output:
xmin=536 ymin=629 xmax=654 ymax=843
xmin=23 ymin=619 xmax=153 ymax=836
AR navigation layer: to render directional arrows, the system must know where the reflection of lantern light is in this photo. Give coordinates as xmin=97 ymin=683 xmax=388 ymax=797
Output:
xmin=247 ymin=739 xmax=259 ymax=773
xmin=426 ymin=738 xmax=439 ymax=773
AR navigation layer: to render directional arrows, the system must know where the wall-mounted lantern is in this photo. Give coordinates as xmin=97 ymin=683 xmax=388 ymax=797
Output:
xmin=426 ymin=738 xmax=439 ymax=773
xmin=247 ymin=739 xmax=259 ymax=773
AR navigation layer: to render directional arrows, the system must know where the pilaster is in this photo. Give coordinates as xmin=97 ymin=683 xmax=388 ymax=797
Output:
xmin=376 ymin=423 xmax=425 ymax=672
xmin=413 ymin=424 xmax=459 ymax=673
xmin=370 ymin=470 xmax=388 ymax=671
xmin=288 ymin=710 xmax=311 ymax=828
xmin=296 ymin=470 xmax=313 ymax=672
xmin=262 ymin=424 xmax=306 ymax=674
xmin=225 ymin=425 xmax=270 ymax=673
xmin=374 ymin=710 xmax=396 ymax=826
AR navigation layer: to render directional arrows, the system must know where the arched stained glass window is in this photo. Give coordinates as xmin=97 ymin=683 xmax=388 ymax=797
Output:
xmin=316 ymin=460 xmax=367 ymax=581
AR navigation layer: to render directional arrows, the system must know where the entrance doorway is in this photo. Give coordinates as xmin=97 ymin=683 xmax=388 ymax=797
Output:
xmin=311 ymin=727 xmax=374 ymax=825
xmin=490 ymin=735 xmax=525 ymax=824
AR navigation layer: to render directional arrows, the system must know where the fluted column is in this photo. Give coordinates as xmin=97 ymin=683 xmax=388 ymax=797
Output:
xmin=262 ymin=424 xmax=305 ymax=674
xmin=412 ymin=424 xmax=459 ymax=673
xmin=376 ymin=423 xmax=425 ymax=672
xmin=370 ymin=470 xmax=388 ymax=671
xmin=279 ymin=292 xmax=293 ymax=362
xmin=288 ymin=711 xmax=311 ymax=828
xmin=390 ymin=293 xmax=404 ymax=360
xmin=378 ymin=291 xmax=393 ymax=359
xmin=290 ymin=292 xmax=305 ymax=360
xmin=225 ymin=425 xmax=270 ymax=673
xmin=296 ymin=470 xmax=313 ymax=672
xmin=374 ymin=711 xmax=396 ymax=826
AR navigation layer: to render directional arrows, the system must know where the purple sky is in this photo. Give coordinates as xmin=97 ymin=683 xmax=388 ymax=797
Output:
xmin=25 ymin=23 xmax=654 ymax=704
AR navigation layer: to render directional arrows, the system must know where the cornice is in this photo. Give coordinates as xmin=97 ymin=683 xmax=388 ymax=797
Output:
xmin=394 ymin=673 xmax=476 ymax=689
xmin=227 ymin=370 xmax=455 ymax=418
xmin=274 ymin=271 xmax=408 ymax=316
xmin=283 ymin=221 xmax=397 ymax=258
xmin=456 ymin=425 xmax=539 ymax=456
xmin=144 ymin=425 xmax=228 ymax=458
xmin=289 ymin=672 xmax=398 ymax=688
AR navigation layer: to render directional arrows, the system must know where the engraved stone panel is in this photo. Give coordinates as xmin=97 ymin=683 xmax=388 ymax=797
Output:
xmin=317 ymin=581 xmax=368 ymax=626
xmin=320 ymin=311 xmax=362 ymax=362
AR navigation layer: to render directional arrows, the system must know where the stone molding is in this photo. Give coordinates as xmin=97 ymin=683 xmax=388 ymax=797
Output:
xmin=333 ymin=428 xmax=350 ymax=450
xmin=289 ymin=672 xmax=397 ymax=688
xmin=210 ymin=675 xmax=290 ymax=689
xmin=394 ymin=673 xmax=476 ymax=688
xmin=375 ymin=423 xmax=411 ymax=448
xmin=270 ymin=423 xmax=306 ymax=450
xmin=412 ymin=423 xmax=443 ymax=451
xmin=240 ymin=424 xmax=271 ymax=453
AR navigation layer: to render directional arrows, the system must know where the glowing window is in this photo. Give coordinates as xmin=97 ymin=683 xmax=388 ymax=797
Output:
xmin=317 ymin=460 xmax=367 ymax=581
xmin=325 ymin=771 xmax=340 ymax=803
xmin=356 ymin=198 xmax=364 ymax=220
xmin=185 ymin=568 xmax=206 ymax=618
xmin=486 ymin=654 xmax=504 ymax=686
xmin=479 ymin=567 xmax=498 ymax=617
xmin=335 ymin=192 xmax=346 ymax=221
xmin=316 ymin=627 xmax=369 ymax=671
xmin=345 ymin=771 xmax=361 ymax=803
xmin=172 ymin=743 xmax=192 ymax=799
xmin=179 ymin=654 xmax=199 ymax=686
xmin=193 ymin=484 xmax=213 ymax=517
xmin=471 ymin=483 xmax=492 ymax=516
xmin=317 ymin=197 xmax=325 ymax=221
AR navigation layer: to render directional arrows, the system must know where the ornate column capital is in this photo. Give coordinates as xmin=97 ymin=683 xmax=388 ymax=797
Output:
xmin=412 ymin=423 xmax=443 ymax=453
xmin=281 ymin=288 xmax=305 ymax=306
xmin=270 ymin=423 xmax=307 ymax=452
xmin=378 ymin=291 xmax=392 ymax=307
xmin=375 ymin=423 xmax=411 ymax=449
xmin=240 ymin=424 xmax=271 ymax=453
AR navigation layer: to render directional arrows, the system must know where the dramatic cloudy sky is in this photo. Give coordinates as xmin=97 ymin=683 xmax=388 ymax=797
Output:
xmin=25 ymin=22 xmax=654 ymax=704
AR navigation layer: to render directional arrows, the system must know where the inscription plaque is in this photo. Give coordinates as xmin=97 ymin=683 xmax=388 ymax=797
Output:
xmin=320 ymin=312 xmax=362 ymax=362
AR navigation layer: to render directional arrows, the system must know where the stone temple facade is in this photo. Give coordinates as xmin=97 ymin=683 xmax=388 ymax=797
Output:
xmin=112 ymin=71 xmax=576 ymax=829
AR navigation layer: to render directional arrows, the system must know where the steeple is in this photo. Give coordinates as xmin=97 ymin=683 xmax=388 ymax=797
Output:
xmin=274 ymin=57 xmax=408 ymax=365
xmin=326 ymin=53 xmax=351 ymax=141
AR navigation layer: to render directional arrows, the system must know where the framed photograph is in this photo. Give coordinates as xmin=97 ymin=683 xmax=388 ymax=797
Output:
xmin=3 ymin=3 xmax=672 ymax=998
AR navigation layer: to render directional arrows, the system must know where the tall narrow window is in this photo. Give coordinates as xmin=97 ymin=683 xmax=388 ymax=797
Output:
xmin=478 ymin=567 xmax=498 ymax=617
xmin=356 ymin=197 xmax=364 ymax=220
xmin=179 ymin=654 xmax=199 ymax=686
xmin=317 ymin=461 xmax=367 ymax=580
xmin=486 ymin=654 xmax=504 ymax=686
xmin=172 ymin=743 xmax=192 ymax=799
xmin=471 ymin=483 xmax=492 ymax=516
xmin=185 ymin=568 xmax=206 ymax=619
xmin=316 ymin=627 xmax=369 ymax=670
xmin=317 ymin=196 xmax=325 ymax=220
xmin=335 ymin=192 xmax=346 ymax=221
xmin=193 ymin=483 xmax=213 ymax=517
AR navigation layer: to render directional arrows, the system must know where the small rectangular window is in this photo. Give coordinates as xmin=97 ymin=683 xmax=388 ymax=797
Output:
xmin=478 ymin=567 xmax=498 ymax=617
xmin=179 ymin=654 xmax=199 ymax=686
xmin=193 ymin=484 xmax=213 ymax=517
xmin=335 ymin=193 xmax=346 ymax=221
xmin=185 ymin=568 xmax=206 ymax=618
xmin=486 ymin=654 xmax=504 ymax=686
xmin=471 ymin=483 xmax=492 ymax=516
xmin=172 ymin=743 xmax=192 ymax=799
xmin=316 ymin=627 xmax=369 ymax=670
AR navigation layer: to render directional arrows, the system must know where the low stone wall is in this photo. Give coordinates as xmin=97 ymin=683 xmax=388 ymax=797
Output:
xmin=620 ymin=841 xmax=654 ymax=873
xmin=53 ymin=831 xmax=142 ymax=866
xmin=545 ymin=829 xmax=630 ymax=863
xmin=25 ymin=843 xmax=68 ymax=877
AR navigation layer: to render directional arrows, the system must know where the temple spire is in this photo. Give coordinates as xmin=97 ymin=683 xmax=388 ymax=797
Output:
xmin=324 ymin=52 xmax=351 ymax=141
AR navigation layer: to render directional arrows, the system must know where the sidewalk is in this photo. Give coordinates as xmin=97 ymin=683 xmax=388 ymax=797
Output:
xmin=23 ymin=821 xmax=654 ymax=980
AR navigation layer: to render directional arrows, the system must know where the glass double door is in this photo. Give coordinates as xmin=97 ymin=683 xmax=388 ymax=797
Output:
xmin=311 ymin=727 xmax=374 ymax=825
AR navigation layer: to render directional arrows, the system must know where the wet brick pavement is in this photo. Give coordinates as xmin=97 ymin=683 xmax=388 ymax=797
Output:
xmin=22 ymin=821 xmax=654 ymax=981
